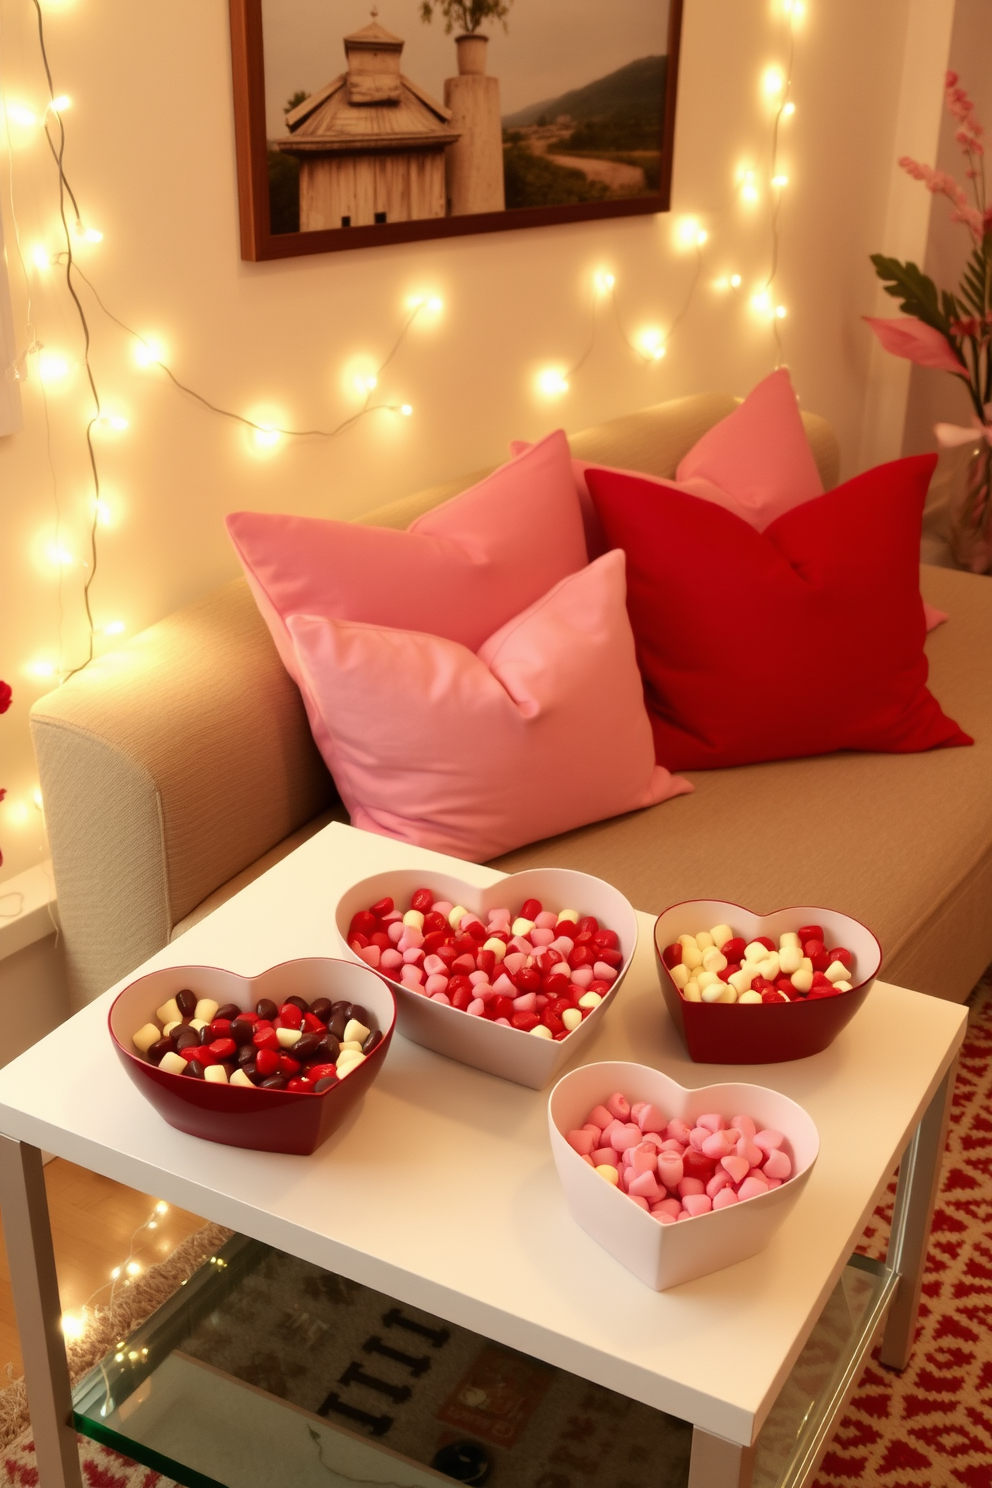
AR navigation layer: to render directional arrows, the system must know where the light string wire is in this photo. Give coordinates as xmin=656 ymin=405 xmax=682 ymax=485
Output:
xmin=762 ymin=12 xmax=797 ymax=363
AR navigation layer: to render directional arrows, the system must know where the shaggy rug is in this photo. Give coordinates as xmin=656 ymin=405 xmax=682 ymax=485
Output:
xmin=1 ymin=974 xmax=989 ymax=1488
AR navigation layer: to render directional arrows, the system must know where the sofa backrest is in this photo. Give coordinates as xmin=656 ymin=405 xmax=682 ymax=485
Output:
xmin=30 ymin=395 xmax=839 ymax=1008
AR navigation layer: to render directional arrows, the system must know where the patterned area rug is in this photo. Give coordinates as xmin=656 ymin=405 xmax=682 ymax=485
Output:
xmin=1 ymin=975 xmax=989 ymax=1488
xmin=811 ymin=970 xmax=992 ymax=1488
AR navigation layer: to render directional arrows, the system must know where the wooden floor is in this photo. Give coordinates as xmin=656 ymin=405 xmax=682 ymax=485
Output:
xmin=0 ymin=1158 xmax=206 ymax=1377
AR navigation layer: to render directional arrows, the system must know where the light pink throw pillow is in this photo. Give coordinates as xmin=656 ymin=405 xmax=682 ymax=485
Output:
xmin=227 ymin=429 xmax=588 ymax=763
xmin=285 ymin=551 xmax=692 ymax=861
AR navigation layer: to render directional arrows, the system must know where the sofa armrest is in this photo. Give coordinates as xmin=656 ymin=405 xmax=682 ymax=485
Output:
xmin=31 ymin=579 xmax=336 ymax=1009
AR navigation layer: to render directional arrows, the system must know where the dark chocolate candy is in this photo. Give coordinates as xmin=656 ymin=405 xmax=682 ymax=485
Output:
xmin=310 ymin=998 xmax=332 ymax=1022
xmin=362 ymin=1029 xmax=382 ymax=1055
xmin=314 ymin=1075 xmax=339 ymax=1094
xmin=260 ymin=1074 xmax=287 ymax=1090
xmin=148 ymin=1036 xmax=176 ymax=1063
xmin=185 ymin=1060 xmax=206 ymax=1080
xmin=215 ymin=1002 xmax=242 ymax=1022
xmin=176 ymin=989 xmax=197 ymax=1019
xmin=256 ymin=998 xmax=279 ymax=1021
xmin=174 ymin=1027 xmax=200 ymax=1052
xmin=283 ymin=995 xmax=309 ymax=1014
xmin=231 ymin=1019 xmax=256 ymax=1047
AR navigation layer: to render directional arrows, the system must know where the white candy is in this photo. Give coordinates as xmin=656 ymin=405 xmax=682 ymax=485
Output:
xmin=670 ymin=963 xmax=690 ymax=989
xmin=728 ymin=967 xmax=755 ymax=995
xmin=343 ymin=1018 xmax=371 ymax=1045
xmin=682 ymin=943 xmax=703 ymax=970
xmin=709 ymin=924 xmax=734 ymax=949
xmin=825 ymin=960 xmax=849 ymax=983
xmin=156 ymin=999 xmax=182 ymax=1028
xmin=677 ymin=934 xmax=696 ymax=947
xmin=530 ymin=1025 xmax=553 ymax=1039
xmin=336 ymin=1051 xmax=366 ymax=1075
xmin=717 ymin=982 xmax=738 ymax=1003
xmin=700 ymin=981 xmax=725 ymax=1003
xmin=744 ymin=941 xmax=768 ymax=963
xmin=194 ymin=999 xmax=219 ymax=1024
xmin=339 ymin=1040 xmax=363 ymax=1054
xmin=683 ymin=981 xmax=702 ymax=1002
xmin=556 ymin=909 xmax=579 ymax=925
xmin=562 ymin=1006 xmax=583 ymax=1031
xmin=162 ymin=1020 xmax=183 ymax=1038
xmin=189 ymin=1018 xmax=208 ymax=1032
xmin=447 ymin=905 xmax=467 ymax=929
xmin=833 ymin=980 xmax=854 ymax=992
xmin=778 ymin=945 xmax=803 ymax=975
xmin=276 ymin=1027 xmax=302 ymax=1048
xmin=738 ymin=990 xmax=763 ymax=1004
xmin=511 ymin=917 xmax=536 ymax=936
xmin=133 ymin=1023 xmax=162 ymax=1054
xmin=697 ymin=970 xmax=721 ymax=990
xmin=577 ymin=990 xmax=603 ymax=1010
xmin=790 ymin=967 xmax=813 ymax=993
xmin=695 ymin=931 xmax=715 ymax=950
xmin=158 ymin=1051 xmax=187 ymax=1075
xmin=403 ymin=909 xmax=426 ymax=929
xmin=204 ymin=1065 xmax=228 ymax=1084
xmin=701 ymin=949 xmax=728 ymax=973
xmin=231 ymin=1069 xmax=254 ymax=1087
xmin=757 ymin=952 xmax=781 ymax=981
xmin=483 ymin=937 xmax=507 ymax=962
xmin=779 ymin=932 xmax=801 ymax=949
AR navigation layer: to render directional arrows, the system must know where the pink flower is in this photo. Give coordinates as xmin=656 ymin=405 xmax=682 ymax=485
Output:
xmin=951 ymin=316 xmax=984 ymax=339
xmin=864 ymin=316 xmax=967 ymax=375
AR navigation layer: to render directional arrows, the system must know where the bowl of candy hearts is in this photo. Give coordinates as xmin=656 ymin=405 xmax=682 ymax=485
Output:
xmin=333 ymin=868 xmax=638 ymax=1089
xmin=654 ymin=900 xmax=881 ymax=1064
xmin=548 ymin=1060 xmax=819 ymax=1289
xmin=109 ymin=958 xmax=396 ymax=1155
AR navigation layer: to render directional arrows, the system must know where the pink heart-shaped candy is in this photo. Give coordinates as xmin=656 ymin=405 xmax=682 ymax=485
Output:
xmin=610 ymin=1123 xmax=642 ymax=1152
xmin=763 ymin=1148 xmax=793 ymax=1180
xmin=721 ymin=1155 xmax=750 ymax=1184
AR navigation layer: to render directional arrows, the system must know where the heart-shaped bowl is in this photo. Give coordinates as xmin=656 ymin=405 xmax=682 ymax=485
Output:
xmin=109 ymin=958 xmax=396 ymax=1155
xmin=549 ymin=1061 xmax=819 ymax=1289
xmin=333 ymin=868 xmax=638 ymax=1089
xmin=654 ymin=900 xmax=881 ymax=1064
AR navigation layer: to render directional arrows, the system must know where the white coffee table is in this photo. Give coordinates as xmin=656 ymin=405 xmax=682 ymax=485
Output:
xmin=0 ymin=823 xmax=966 ymax=1488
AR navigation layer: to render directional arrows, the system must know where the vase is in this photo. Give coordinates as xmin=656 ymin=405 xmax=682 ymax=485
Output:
xmin=950 ymin=440 xmax=992 ymax=574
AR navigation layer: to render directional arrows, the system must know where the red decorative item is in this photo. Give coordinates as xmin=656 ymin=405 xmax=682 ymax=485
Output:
xmin=0 ymin=680 xmax=11 ymax=714
xmin=654 ymin=900 xmax=881 ymax=1064
xmin=109 ymin=958 xmax=396 ymax=1155
xmin=586 ymin=457 xmax=972 ymax=770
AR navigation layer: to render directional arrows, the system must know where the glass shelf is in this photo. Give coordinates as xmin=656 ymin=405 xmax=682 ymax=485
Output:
xmin=72 ymin=1239 xmax=895 ymax=1488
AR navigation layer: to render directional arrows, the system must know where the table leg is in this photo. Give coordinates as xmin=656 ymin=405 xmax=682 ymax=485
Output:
xmin=688 ymin=1426 xmax=756 ymax=1488
xmin=0 ymin=1136 xmax=83 ymax=1488
xmin=879 ymin=1062 xmax=956 ymax=1371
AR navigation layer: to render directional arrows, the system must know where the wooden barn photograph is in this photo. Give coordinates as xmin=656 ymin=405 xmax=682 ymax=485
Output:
xmin=230 ymin=0 xmax=682 ymax=259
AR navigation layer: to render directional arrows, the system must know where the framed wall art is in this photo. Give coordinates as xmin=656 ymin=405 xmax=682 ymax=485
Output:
xmin=229 ymin=0 xmax=683 ymax=261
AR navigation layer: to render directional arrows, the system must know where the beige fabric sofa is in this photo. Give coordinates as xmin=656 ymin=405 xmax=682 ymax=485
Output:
xmin=30 ymin=394 xmax=992 ymax=1014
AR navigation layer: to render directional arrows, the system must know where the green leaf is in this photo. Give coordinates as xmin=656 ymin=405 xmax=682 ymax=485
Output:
xmin=870 ymin=254 xmax=950 ymax=332
xmin=958 ymin=244 xmax=990 ymax=316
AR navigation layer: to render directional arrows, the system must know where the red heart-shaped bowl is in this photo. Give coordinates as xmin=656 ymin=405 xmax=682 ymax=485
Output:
xmin=549 ymin=1061 xmax=819 ymax=1289
xmin=334 ymin=868 xmax=638 ymax=1089
xmin=654 ymin=900 xmax=881 ymax=1064
xmin=109 ymin=958 xmax=396 ymax=1155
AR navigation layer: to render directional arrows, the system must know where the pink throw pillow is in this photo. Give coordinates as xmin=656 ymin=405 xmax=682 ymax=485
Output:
xmin=285 ymin=551 xmax=692 ymax=861
xmin=227 ymin=429 xmax=588 ymax=764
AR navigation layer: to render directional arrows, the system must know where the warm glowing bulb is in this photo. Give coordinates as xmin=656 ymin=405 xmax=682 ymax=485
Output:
xmin=147 ymin=1221 xmax=157 ymax=1230
xmin=593 ymin=270 xmax=615 ymax=295
xmin=353 ymin=372 xmax=377 ymax=396
xmin=771 ymin=174 xmax=789 ymax=188
xmin=751 ymin=290 xmax=771 ymax=313
xmin=49 ymin=95 xmax=71 ymax=112
xmin=6 ymin=103 xmax=38 ymax=127
xmin=252 ymin=425 xmax=281 ymax=449
xmin=32 ymin=789 xmax=43 ymax=810
xmin=47 ymin=543 xmax=75 ymax=566
xmin=31 ymin=244 xmax=51 ymax=271
xmin=97 ymin=412 xmax=129 ymax=432
xmin=676 ymin=217 xmax=703 ymax=248
xmin=61 ymin=1313 xmax=85 ymax=1340
xmin=536 ymin=367 xmax=569 ymax=397
xmin=783 ymin=101 xmax=796 ymax=117
xmin=28 ymin=660 xmax=56 ymax=679
xmin=788 ymin=0 xmax=805 ymax=22
xmin=637 ymin=327 xmax=666 ymax=359
xmin=775 ymin=304 xmax=787 ymax=319
xmin=695 ymin=230 xmax=707 ymax=246
xmin=38 ymin=351 xmax=70 ymax=383
xmin=103 ymin=620 xmax=125 ymax=636
xmin=126 ymin=1262 xmax=141 ymax=1277
xmin=78 ymin=224 xmax=103 ymax=243
xmin=742 ymin=183 xmax=760 ymax=203
xmin=400 ymin=403 xmax=413 ymax=416
xmin=763 ymin=67 xmax=785 ymax=96
xmin=134 ymin=338 xmax=164 ymax=368
xmin=93 ymin=497 xmax=113 ymax=526
xmin=111 ymin=1267 xmax=121 ymax=1280
xmin=155 ymin=1202 xmax=168 ymax=1214
xmin=427 ymin=296 xmax=443 ymax=313
xmin=730 ymin=274 xmax=742 ymax=288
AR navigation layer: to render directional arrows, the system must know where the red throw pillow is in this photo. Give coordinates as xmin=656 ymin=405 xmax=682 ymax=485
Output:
xmin=585 ymin=455 xmax=972 ymax=770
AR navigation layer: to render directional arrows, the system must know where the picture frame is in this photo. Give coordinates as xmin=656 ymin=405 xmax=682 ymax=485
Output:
xmin=229 ymin=0 xmax=683 ymax=262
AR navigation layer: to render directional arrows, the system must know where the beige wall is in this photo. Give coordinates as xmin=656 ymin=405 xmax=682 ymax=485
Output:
xmin=0 ymin=0 xmax=946 ymax=883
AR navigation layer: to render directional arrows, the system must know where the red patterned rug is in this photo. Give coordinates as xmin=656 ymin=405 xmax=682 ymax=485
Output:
xmin=2 ymin=978 xmax=990 ymax=1488
xmin=812 ymin=971 xmax=992 ymax=1488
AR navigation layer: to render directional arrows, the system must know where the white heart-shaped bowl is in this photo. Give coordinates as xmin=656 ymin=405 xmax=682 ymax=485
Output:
xmin=109 ymin=958 xmax=396 ymax=1155
xmin=334 ymin=868 xmax=638 ymax=1089
xmin=548 ymin=1061 xmax=819 ymax=1290
xmin=655 ymin=900 xmax=881 ymax=1064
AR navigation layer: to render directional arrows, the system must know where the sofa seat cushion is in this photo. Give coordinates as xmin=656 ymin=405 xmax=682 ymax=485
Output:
xmin=490 ymin=565 xmax=992 ymax=1004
